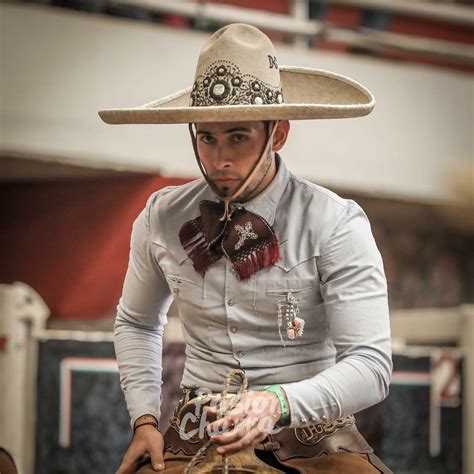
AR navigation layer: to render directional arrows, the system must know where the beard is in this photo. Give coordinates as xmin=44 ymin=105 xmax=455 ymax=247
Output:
xmin=233 ymin=150 xmax=273 ymax=203
xmin=218 ymin=186 xmax=232 ymax=197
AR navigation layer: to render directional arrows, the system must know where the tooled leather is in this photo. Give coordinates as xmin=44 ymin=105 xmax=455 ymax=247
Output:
xmin=271 ymin=424 xmax=373 ymax=462
xmin=163 ymin=398 xmax=209 ymax=456
xmin=164 ymin=394 xmax=373 ymax=461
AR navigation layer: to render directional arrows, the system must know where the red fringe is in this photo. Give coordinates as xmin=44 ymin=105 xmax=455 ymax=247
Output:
xmin=232 ymin=235 xmax=280 ymax=280
xmin=180 ymin=213 xmax=280 ymax=280
xmin=179 ymin=217 xmax=221 ymax=277
xmin=179 ymin=217 xmax=201 ymax=247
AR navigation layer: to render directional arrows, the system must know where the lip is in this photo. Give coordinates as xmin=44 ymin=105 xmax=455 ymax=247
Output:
xmin=214 ymin=178 xmax=238 ymax=183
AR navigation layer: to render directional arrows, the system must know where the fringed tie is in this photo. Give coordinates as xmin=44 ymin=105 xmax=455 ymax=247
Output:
xmin=179 ymin=200 xmax=280 ymax=280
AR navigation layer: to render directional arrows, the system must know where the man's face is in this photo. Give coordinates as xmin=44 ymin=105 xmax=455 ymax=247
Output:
xmin=195 ymin=120 xmax=273 ymax=201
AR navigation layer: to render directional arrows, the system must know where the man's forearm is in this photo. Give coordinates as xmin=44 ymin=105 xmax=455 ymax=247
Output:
xmin=280 ymin=319 xmax=392 ymax=427
xmin=114 ymin=308 xmax=165 ymax=429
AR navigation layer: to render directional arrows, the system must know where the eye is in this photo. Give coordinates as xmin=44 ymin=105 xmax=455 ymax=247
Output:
xmin=231 ymin=134 xmax=247 ymax=143
xmin=199 ymin=134 xmax=215 ymax=144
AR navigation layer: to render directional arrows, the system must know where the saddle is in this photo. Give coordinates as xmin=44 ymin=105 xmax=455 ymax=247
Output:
xmin=163 ymin=371 xmax=372 ymax=473
xmin=166 ymin=370 xmax=282 ymax=473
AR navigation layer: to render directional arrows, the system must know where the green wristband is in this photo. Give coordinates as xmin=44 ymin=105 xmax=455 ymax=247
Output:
xmin=264 ymin=385 xmax=290 ymax=426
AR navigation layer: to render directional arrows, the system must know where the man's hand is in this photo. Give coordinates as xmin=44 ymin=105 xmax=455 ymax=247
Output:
xmin=116 ymin=419 xmax=165 ymax=473
xmin=205 ymin=390 xmax=281 ymax=455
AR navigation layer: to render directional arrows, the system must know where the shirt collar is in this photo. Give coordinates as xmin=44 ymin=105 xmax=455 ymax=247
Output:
xmin=231 ymin=153 xmax=289 ymax=226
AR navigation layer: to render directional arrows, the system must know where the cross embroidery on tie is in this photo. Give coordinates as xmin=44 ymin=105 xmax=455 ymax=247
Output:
xmin=234 ymin=221 xmax=258 ymax=250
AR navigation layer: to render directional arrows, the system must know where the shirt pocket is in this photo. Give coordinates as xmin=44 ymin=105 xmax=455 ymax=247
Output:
xmin=256 ymin=249 xmax=327 ymax=345
xmin=162 ymin=268 xmax=204 ymax=316
xmin=166 ymin=274 xmax=198 ymax=293
xmin=266 ymin=286 xmax=313 ymax=297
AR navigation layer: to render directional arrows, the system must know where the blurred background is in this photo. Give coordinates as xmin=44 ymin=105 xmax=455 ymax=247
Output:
xmin=0 ymin=0 xmax=472 ymax=473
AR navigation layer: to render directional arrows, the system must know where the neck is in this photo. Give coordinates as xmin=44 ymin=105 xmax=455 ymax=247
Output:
xmin=239 ymin=152 xmax=278 ymax=202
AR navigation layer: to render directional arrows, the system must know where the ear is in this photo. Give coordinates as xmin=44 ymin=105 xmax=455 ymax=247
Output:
xmin=272 ymin=120 xmax=290 ymax=152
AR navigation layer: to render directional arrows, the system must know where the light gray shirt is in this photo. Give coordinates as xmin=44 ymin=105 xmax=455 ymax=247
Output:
xmin=114 ymin=157 xmax=392 ymax=428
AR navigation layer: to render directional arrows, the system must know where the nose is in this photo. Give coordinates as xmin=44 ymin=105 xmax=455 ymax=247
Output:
xmin=213 ymin=145 xmax=232 ymax=170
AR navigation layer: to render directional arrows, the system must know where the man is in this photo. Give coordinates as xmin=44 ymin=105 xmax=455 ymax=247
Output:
xmin=100 ymin=23 xmax=392 ymax=473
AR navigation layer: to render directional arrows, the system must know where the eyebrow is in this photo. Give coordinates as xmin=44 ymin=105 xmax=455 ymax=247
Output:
xmin=196 ymin=127 xmax=252 ymax=135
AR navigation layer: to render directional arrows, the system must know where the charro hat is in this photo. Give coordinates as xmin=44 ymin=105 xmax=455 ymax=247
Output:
xmin=98 ymin=23 xmax=375 ymax=124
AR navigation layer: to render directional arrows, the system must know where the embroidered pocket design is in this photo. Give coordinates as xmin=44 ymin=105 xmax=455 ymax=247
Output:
xmin=266 ymin=287 xmax=311 ymax=346
xmin=277 ymin=292 xmax=305 ymax=346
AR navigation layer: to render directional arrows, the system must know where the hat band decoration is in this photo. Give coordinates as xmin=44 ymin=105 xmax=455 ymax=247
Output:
xmin=190 ymin=60 xmax=283 ymax=107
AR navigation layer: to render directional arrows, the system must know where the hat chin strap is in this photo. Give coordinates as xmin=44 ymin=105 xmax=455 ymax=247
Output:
xmin=189 ymin=121 xmax=278 ymax=221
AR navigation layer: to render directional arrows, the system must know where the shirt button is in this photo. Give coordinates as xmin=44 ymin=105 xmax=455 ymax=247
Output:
xmin=227 ymin=299 xmax=235 ymax=306
xmin=229 ymin=326 xmax=237 ymax=333
xmin=173 ymin=288 xmax=179 ymax=294
xmin=236 ymin=351 xmax=244 ymax=358
xmin=321 ymin=415 xmax=328 ymax=422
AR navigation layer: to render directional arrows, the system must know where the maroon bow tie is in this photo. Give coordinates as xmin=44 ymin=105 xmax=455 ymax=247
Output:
xmin=179 ymin=200 xmax=280 ymax=280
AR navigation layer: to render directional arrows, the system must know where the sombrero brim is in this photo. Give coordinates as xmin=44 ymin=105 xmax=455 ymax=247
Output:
xmin=98 ymin=66 xmax=375 ymax=124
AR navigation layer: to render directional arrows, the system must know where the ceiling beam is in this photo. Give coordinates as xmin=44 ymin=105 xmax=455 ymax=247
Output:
xmin=112 ymin=0 xmax=474 ymax=63
xmin=330 ymin=0 xmax=474 ymax=27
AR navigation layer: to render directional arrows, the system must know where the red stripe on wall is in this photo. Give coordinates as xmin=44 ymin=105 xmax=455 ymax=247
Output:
xmin=0 ymin=174 xmax=192 ymax=320
xmin=204 ymin=0 xmax=290 ymax=14
xmin=382 ymin=49 xmax=474 ymax=73
xmin=325 ymin=5 xmax=363 ymax=29
xmin=389 ymin=15 xmax=474 ymax=45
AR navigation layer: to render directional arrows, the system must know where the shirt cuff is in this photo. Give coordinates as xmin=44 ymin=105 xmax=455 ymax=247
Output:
xmin=126 ymin=390 xmax=162 ymax=430
xmin=280 ymin=379 xmax=339 ymax=428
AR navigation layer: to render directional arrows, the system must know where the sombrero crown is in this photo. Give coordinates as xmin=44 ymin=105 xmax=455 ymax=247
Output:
xmin=99 ymin=23 xmax=374 ymax=124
